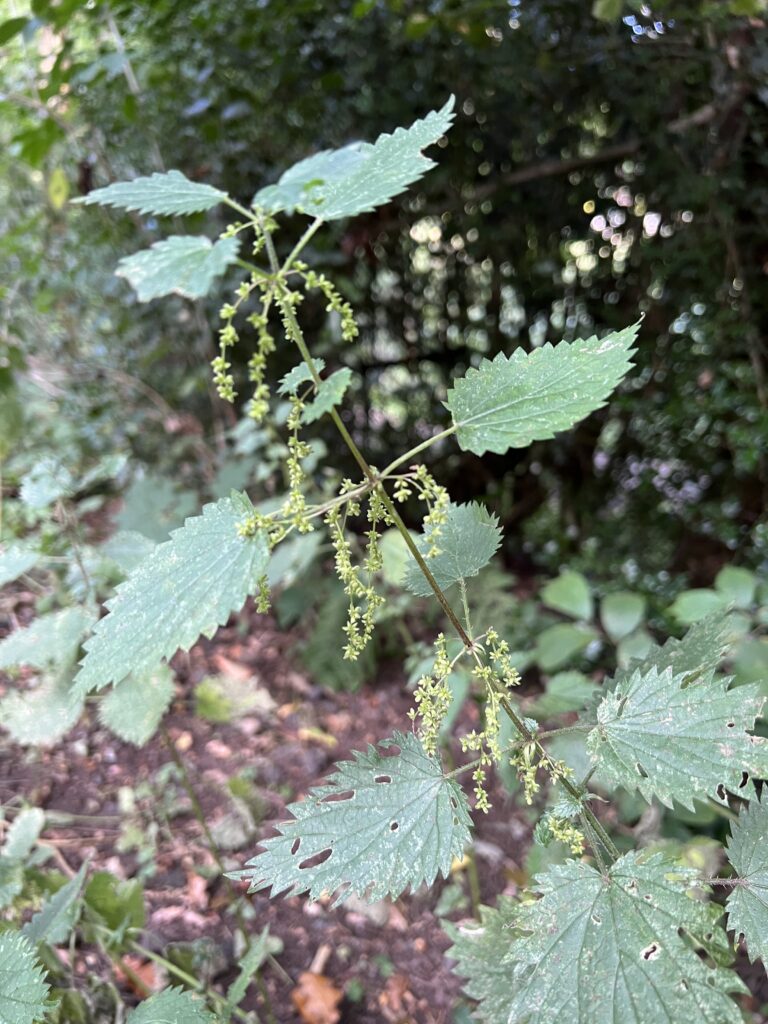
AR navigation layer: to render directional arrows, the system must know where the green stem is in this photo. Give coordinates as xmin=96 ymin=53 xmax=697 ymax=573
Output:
xmin=224 ymin=196 xmax=257 ymax=221
xmin=263 ymin=216 xmax=618 ymax=864
xmin=280 ymin=216 xmax=325 ymax=273
xmin=459 ymin=578 xmax=474 ymax=640
xmin=379 ymin=426 xmax=457 ymax=478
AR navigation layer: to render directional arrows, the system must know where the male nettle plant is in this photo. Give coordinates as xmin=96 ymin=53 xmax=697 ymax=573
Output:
xmin=72 ymin=99 xmax=768 ymax=1021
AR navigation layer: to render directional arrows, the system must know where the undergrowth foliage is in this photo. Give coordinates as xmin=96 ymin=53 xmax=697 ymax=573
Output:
xmin=7 ymin=97 xmax=763 ymax=1021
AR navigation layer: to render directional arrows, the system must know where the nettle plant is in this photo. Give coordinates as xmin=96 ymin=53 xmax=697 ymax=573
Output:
xmin=64 ymin=98 xmax=768 ymax=1021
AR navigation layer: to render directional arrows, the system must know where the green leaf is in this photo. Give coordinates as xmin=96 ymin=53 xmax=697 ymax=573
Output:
xmin=277 ymin=358 xmax=326 ymax=395
xmin=541 ymin=571 xmax=593 ymax=620
xmin=2 ymin=808 xmax=44 ymax=860
xmin=669 ymin=588 xmax=729 ymax=626
xmin=616 ymin=627 xmax=654 ymax=668
xmin=445 ymin=323 xmax=638 ymax=457
xmin=100 ymin=531 xmax=157 ymax=574
xmin=116 ymin=235 xmax=240 ymax=301
xmin=445 ymin=897 xmax=520 ymax=1024
xmin=0 ymin=545 xmax=39 ymax=587
xmin=402 ymin=502 xmax=502 ymax=597
xmin=224 ymin=926 xmax=282 ymax=1013
xmin=254 ymin=96 xmax=454 ymax=220
xmin=725 ymin=795 xmax=768 ymax=964
xmin=126 ymin=988 xmax=214 ymax=1024
xmin=0 ymin=933 xmax=50 ymax=1024
xmin=229 ymin=732 xmax=471 ymax=903
xmin=302 ymin=368 xmax=352 ymax=424
xmin=74 ymin=169 xmax=229 ymax=215
xmin=20 ymin=457 xmax=74 ymax=509
xmin=0 ymin=672 xmax=83 ymax=746
xmin=117 ymin=473 xmax=197 ymax=542
xmin=715 ymin=566 xmax=756 ymax=609
xmin=534 ymin=623 xmax=595 ymax=672
xmin=531 ymin=671 xmax=597 ymax=718
xmin=733 ymin=638 xmax=768 ymax=689
xmin=592 ymin=0 xmax=624 ymax=20
xmin=73 ymin=493 xmax=269 ymax=697
xmin=600 ymin=591 xmax=646 ymax=641
xmin=23 ymin=862 xmax=88 ymax=946
xmin=98 ymin=665 xmax=176 ymax=745
xmin=0 ymin=16 xmax=30 ymax=46
xmin=449 ymin=853 xmax=744 ymax=1024
xmin=84 ymin=871 xmax=145 ymax=934
xmin=611 ymin=613 xmax=731 ymax=690
xmin=588 ymin=662 xmax=768 ymax=808
xmin=0 ymin=607 xmax=93 ymax=671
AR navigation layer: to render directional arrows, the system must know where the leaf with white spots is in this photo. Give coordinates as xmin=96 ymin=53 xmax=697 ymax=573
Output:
xmin=0 ymin=606 xmax=94 ymax=671
xmin=448 ymin=853 xmax=745 ymax=1024
xmin=725 ymin=795 xmax=768 ymax=964
xmin=0 ymin=932 xmax=50 ymax=1024
xmin=116 ymin=235 xmax=240 ymax=301
xmin=587 ymin=661 xmax=768 ymax=808
xmin=74 ymin=169 xmax=228 ymax=215
xmin=0 ymin=672 xmax=83 ymax=747
xmin=0 ymin=545 xmax=39 ymax=588
xmin=444 ymin=323 xmax=638 ymax=456
xmin=73 ymin=493 xmax=269 ymax=697
xmin=253 ymin=97 xmax=455 ymax=220
xmin=229 ymin=732 xmax=471 ymax=903
xmin=98 ymin=664 xmax=176 ymax=745
xmin=402 ymin=502 xmax=502 ymax=597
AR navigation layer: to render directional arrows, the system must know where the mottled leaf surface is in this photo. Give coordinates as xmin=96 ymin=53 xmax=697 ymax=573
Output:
xmin=75 ymin=169 xmax=228 ymax=215
xmin=449 ymin=854 xmax=744 ymax=1024
xmin=116 ymin=235 xmax=240 ymax=301
xmin=0 ymin=932 xmax=50 ymax=1024
xmin=73 ymin=493 xmax=269 ymax=696
xmin=0 ymin=606 xmax=93 ymax=671
xmin=0 ymin=545 xmax=39 ymax=587
xmin=725 ymin=795 xmax=768 ymax=964
xmin=302 ymin=368 xmax=352 ymax=424
xmin=445 ymin=323 xmax=638 ymax=456
xmin=126 ymin=988 xmax=214 ymax=1024
xmin=587 ymin=663 xmax=768 ymax=808
xmin=98 ymin=665 xmax=176 ymax=745
xmin=0 ymin=672 xmax=83 ymax=747
xmin=403 ymin=502 xmax=502 ymax=597
xmin=445 ymin=898 xmax=520 ymax=1024
xmin=254 ymin=97 xmax=455 ymax=220
xmin=230 ymin=732 xmax=471 ymax=903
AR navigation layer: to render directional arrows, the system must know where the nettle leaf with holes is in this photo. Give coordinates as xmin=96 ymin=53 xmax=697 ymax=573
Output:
xmin=75 ymin=99 xmax=768 ymax=1022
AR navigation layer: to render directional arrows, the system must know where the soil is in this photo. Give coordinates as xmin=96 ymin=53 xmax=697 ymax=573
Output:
xmin=0 ymin=594 xmax=532 ymax=1024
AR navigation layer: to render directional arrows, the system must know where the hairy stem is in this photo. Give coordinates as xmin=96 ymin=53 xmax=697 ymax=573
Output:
xmin=265 ymin=216 xmax=618 ymax=863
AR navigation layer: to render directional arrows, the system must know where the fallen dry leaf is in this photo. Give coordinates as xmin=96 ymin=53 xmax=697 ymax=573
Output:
xmin=291 ymin=971 xmax=343 ymax=1024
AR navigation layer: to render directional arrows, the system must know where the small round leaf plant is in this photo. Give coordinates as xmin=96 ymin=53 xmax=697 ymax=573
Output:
xmin=77 ymin=98 xmax=768 ymax=1022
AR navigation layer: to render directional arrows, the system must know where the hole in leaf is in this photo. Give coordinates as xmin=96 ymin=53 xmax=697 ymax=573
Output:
xmin=641 ymin=943 xmax=660 ymax=961
xmin=320 ymin=790 xmax=355 ymax=803
xmin=716 ymin=783 xmax=727 ymax=801
xmin=291 ymin=838 xmax=300 ymax=856
xmin=643 ymin=894 xmax=653 ymax=902
xmin=299 ymin=848 xmax=332 ymax=871
xmin=635 ymin=762 xmax=649 ymax=778
xmin=453 ymin=816 xmax=459 ymax=826
xmin=726 ymin=721 xmax=735 ymax=729
xmin=374 ymin=775 xmax=392 ymax=784
xmin=739 ymin=771 xmax=749 ymax=789
xmin=390 ymin=821 xmax=399 ymax=832
xmin=450 ymin=797 xmax=458 ymax=809
xmin=680 ymin=979 xmax=689 ymax=991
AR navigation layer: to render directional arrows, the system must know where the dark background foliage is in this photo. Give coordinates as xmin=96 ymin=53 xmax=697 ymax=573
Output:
xmin=3 ymin=0 xmax=767 ymax=585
